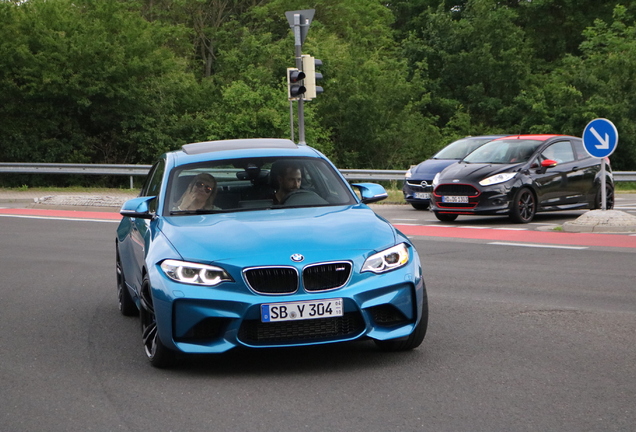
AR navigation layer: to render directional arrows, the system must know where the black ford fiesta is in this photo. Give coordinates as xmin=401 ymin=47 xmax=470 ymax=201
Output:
xmin=430 ymin=135 xmax=614 ymax=223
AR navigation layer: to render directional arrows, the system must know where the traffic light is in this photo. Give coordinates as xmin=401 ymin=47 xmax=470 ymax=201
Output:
xmin=301 ymin=55 xmax=323 ymax=100
xmin=287 ymin=68 xmax=306 ymax=100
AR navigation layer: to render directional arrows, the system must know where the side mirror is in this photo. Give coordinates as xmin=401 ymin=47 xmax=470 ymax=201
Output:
xmin=541 ymin=159 xmax=558 ymax=168
xmin=120 ymin=196 xmax=156 ymax=219
xmin=351 ymin=183 xmax=388 ymax=204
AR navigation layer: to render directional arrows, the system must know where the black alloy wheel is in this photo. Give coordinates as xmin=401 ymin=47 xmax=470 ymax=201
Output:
xmin=116 ymin=250 xmax=138 ymax=317
xmin=593 ymin=184 xmax=615 ymax=210
xmin=509 ymin=187 xmax=536 ymax=223
xmin=434 ymin=211 xmax=458 ymax=222
xmin=140 ymin=275 xmax=177 ymax=368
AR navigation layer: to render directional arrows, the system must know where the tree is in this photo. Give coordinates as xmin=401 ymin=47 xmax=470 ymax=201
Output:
xmin=400 ymin=0 xmax=532 ymax=137
xmin=0 ymin=0 xmax=203 ymax=170
xmin=512 ymin=5 xmax=636 ymax=170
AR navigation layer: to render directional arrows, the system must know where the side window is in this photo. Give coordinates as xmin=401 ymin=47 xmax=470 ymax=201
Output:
xmin=541 ymin=141 xmax=575 ymax=164
xmin=572 ymin=140 xmax=589 ymax=160
xmin=140 ymin=159 xmax=165 ymax=212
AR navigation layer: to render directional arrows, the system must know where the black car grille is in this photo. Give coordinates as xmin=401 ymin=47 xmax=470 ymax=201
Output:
xmin=244 ymin=267 xmax=298 ymax=294
xmin=303 ymin=262 xmax=352 ymax=291
xmin=406 ymin=180 xmax=433 ymax=191
xmin=245 ymin=262 xmax=353 ymax=294
xmin=435 ymin=184 xmax=479 ymax=196
xmin=238 ymin=312 xmax=364 ymax=345
xmin=434 ymin=184 xmax=480 ymax=209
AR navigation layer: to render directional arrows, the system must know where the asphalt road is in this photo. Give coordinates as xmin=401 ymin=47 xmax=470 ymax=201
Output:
xmin=0 ymin=210 xmax=635 ymax=432
xmin=376 ymin=192 xmax=636 ymax=231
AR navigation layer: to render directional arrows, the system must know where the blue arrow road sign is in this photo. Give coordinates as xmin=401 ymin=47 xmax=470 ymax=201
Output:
xmin=582 ymin=118 xmax=618 ymax=158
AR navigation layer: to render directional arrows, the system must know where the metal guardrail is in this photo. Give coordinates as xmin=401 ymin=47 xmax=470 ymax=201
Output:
xmin=0 ymin=162 xmax=635 ymax=186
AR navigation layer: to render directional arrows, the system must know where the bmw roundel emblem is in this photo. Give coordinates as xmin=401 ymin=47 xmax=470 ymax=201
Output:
xmin=291 ymin=254 xmax=304 ymax=262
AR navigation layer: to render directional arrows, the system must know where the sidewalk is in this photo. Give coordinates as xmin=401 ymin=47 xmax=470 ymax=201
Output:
xmin=0 ymin=189 xmax=138 ymax=212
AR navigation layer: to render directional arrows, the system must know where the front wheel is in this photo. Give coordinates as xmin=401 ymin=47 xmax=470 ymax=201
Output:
xmin=434 ymin=212 xmax=458 ymax=222
xmin=116 ymin=249 xmax=138 ymax=317
xmin=410 ymin=202 xmax=429 ymax=210
xmin=140 ymin=275 xmax=177 ymax=368
xmin=375 ymin=290 xmax=428 ymax=352
xmin=593 ymin=184 xmax=614 ymax=210
xmin=509 ymin=188 xmax=536 ymax=223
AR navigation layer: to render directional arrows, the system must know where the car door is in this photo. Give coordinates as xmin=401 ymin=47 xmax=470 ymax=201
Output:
xmin=125 ymin=159 xmax=165 ymax=292
xmin=532 ymin=140 xmax=581 ymax=208
xmin=572 ymin=139 xmax=604 ymax=202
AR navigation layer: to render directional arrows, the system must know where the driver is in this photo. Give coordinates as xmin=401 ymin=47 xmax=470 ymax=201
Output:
xmin=274 ymin=163 xmax=302 ymax=204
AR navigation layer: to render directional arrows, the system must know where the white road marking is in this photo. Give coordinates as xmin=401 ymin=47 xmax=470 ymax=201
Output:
xmin=488 ymin=242 xmax=588 ymax=250
xmin=0 ymin=214 xmax=118 ymax=223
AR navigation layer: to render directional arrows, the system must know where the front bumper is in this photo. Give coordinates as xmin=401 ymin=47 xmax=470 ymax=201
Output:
xmin=403 ymin=180 xmax=434 ymax=205
xmin=147 ymin=255 xmax=425 ymax=354
xmin=431 ymin=184 xmax=514 ymax=215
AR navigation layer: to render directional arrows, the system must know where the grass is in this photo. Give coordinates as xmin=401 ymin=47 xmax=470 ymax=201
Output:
xmin=616 ymin=182 xmax=636 ymax=192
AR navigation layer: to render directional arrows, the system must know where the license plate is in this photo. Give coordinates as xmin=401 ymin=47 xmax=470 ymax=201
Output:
xmin=442 ymin=195 xmax=469 ymax=203
xmin=414 ymin=192 xmax=430 ymax=199
xmin=261 ymin=298 xmax=343 ymax=323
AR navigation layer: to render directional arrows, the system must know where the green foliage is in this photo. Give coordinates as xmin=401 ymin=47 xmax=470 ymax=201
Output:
xmin=512 ymin=4 xmax=636 ymax=170
xmin=0 ymin=0 xmax=635 ymax=190
xmin=0 ymin=0 xmax=200 ymax=167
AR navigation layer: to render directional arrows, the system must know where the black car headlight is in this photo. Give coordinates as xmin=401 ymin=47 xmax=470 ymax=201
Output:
xmin=361 ymin=243 xmax=410 ymax=274
xmin=160 ymin=259 xmax=233 ymax=286
xmin=479 ymin=172 xmax=516 ymax=186
xmin=432 ymin=172 xmax=441 ymax=188
xmin=405 ymin=167 xmax=413 ymax=180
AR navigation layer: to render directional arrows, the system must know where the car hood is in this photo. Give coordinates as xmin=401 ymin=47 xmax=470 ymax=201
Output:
xmin=158 ymin=205 xmax=399 ymax=264
xmin=439 ymin=162 xmax=521 ymax=184
xmin=411 ymin=159 xmax=459 ymax=179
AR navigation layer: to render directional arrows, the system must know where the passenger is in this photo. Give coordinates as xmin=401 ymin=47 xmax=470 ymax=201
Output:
xmin=273 ymin=163 xmax=302 ymax=204
xmin=174 ymin=173 xmax=219 ymax=211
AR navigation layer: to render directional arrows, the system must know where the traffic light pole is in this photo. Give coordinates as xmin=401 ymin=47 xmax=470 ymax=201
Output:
xmin=292 ymin=13 xmax=306 ymax=145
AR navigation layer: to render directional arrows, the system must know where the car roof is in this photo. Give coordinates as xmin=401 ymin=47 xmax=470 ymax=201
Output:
xmin=492 ymin=134 xmax=568 ymax=141
xmin=166 ymin=138 xmax=322 ymax=166
xmin=463 ymin=134 xmax=509 ymax=139
xmin=181 ymin=138 xmax=298 ymax=155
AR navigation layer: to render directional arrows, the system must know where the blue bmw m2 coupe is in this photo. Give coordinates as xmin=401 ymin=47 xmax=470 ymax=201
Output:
xmin=116 ymin=139 xmax=428 ymax=367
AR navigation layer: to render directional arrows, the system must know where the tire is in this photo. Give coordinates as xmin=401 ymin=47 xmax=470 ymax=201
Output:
xmin=593 ymin=184 xmax=614 ymax=210
xmin=509 ymin=187 xmax=536 ymax=223
xmin=434 ymin=211 xmax=458 ymax=222
xmin=410 ymin=202 xmax=429 ymax=210
xmin=375 ymin=289 xmax=428 ymax=352
xmin=116 ymin=249 xmax=138 ymax=317
xmin=140 ymin=275 xmax=177 ymax=368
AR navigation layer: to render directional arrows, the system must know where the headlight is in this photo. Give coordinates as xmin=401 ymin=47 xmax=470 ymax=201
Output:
xmin=479 ymin=172 xmax=516 ymax=186
xmin=361 ymin=243 xmax=410 ymax=274
xmin=160 ymin=259 xmax=233 ymax=286
xmin=405 ymin=167 xmax=413 ymax=179
xmin=432 ymin=172 xmax=441 ymax=187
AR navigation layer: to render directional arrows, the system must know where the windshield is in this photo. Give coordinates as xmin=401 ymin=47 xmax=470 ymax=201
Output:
xmin=164 ymin=156 xmax=357 ymax=215
xmin=434 ymin=138 xmax=494 ymax=159
xmin=463 ymin=140 xmax=543 ymax=164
